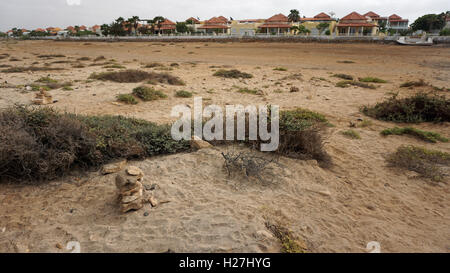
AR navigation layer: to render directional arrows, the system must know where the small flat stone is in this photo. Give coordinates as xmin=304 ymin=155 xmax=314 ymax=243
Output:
xmin=102 ymin=159 xmax=127 ymax=175
xmin=126 ymin=166 xmax=144 ymax=176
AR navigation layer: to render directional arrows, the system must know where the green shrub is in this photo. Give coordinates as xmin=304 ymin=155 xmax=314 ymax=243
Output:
xmin=342 ymin=130 xmax=361 ymax=139
xmin=439 ymin=29 xmax=450 ymax=36
xmin=387 ymin=145 xmax=450 ymax=181
xmin=359 ymin=77 xmax=387 ymax=83
xmin=213 ymin=69 xmax=253 ymax=79
xmin=0 ymin=106 xmax=190 ymax=181
xmin=381 ymin=127 xmax=448 ymax=143
xmin=175 ymin=90 xmax=193 ymax=98
xmin=89 ymin=70 xmax=184 ymax=85
xmin=117 ymin=94 xmax=138 ymax=104
xmin=236 ymin=86 xmax=260 ymax=95
xmin=400 ymin=79 xmax=426 ymax=88
xmin=274 ymin=67 xmax=288 ymax=71
xmin=132 ymin=86 xmax=167 ymax=101
xmin=361 ymin=93 xmax=450 ymax=123
xmin=333 ymin=74 xmax=353 ymax=80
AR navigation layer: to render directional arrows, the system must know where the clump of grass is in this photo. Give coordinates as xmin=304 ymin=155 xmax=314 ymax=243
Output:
xmin=89 ymin=70 xmax=184 ymax=85
xmin=94 ymin=56 xmax=106 ymax=62
xmin=0 ymin=106 xmax=190 ymax=181
xmin=336 ymin=80 xmax=376 ymax=89
xmin=143 ymin=62 xmax=164 ymax=68
xmin=381 ymin=127 xmax=448 ymax=143
xmin=1 ymin=66 xmax=64 ymax=73
xmin=9 ymin=57 xmax=20 ymax=62
xmin=213 ymin=69 xmax=253 ymax=79
xmin=132 ymin=86 xmax=167 ymax=101
xmin=359 ymin=77 xmax=387 ymax=83
xmin=281 ymin=73 xmax=302 ymax=81
xmin=358 ymin=119 xmax=373 ymax=128
xmin=72 ymin=63 xmax=85 ymax=68
xmin=333 ymin=74 xmax=353 ymax=80
xmin=387 ymin=145 xmax=450 ymax=181
xmin=175 ymin=90 xmax=193 ymax=98
xmin=103 ymin=64 xmax=126 ymax=69
xmin=36 ymin=76 xmax=58 ymax=84
xmin=170 ymin=63 xmax=179 ymax=67
xmin=77 ymin=57 xmax=91 ymax=61
xmin=236 ymin=86 xmax=260 ymax=95
xmin=38 ymin=54 xmax=66 ymax=58
xmin=62 ymin=86 xmax=74 ymax=91
xmin=274 ymin=67 xmax=288 ymax=71
xmin=265 ymin=221 xmax=307 ymax=253
xmin=337 ymin=60 xmax=355 ymax=64
xmin=117 ymin=94 xmax=138 ymax=105
xmin=361 ymin=93 xmax=450 ymax=123
xmin=400 ymin=79 xmax=426 ymax=88
xmin=342 ymin=129 xmax=361 ymax=139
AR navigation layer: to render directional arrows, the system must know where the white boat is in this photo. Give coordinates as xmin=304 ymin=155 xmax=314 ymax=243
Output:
xmin=396 ymin=35 xmax=433 ymax=46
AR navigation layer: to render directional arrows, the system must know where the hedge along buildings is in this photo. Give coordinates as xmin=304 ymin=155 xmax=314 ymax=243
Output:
xmin=336 ymin=11 xmax=378 ymax=36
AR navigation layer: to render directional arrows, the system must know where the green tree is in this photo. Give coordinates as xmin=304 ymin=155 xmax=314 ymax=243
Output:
xmin=126 ymin=16 xmax=140 ymax=35
xmin=411 ymin=13 xmax=445 ymax=32
xmin=288 ymin=9 xmax=300 ymax=22
xmin=378 ymin=21 xmax=387 ymax=33
xmin=317 ymin=22 xmax=330 ymax=34
xmin=176 ymin=22 xmax=189 ymax=33
xmin=152 ymin=16 xmax=165 ymax=34
xmin=101 ymin=24 xmax=110 ymax=36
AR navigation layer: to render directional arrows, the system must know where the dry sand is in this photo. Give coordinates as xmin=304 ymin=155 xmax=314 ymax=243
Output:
xmin=0 ymin=40 xmax=449 ymax=253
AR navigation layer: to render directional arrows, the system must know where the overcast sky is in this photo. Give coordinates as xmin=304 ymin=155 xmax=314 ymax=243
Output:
xmin=0 ymin=0 xmax=448 ymax=31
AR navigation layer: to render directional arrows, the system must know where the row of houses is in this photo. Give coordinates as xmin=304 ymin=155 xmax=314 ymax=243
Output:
xmin=5 ymin=11 xmax=411 ymax=37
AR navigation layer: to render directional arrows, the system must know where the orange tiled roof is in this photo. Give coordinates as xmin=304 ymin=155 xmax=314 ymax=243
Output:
xmin=198 ymin=24 xmax=228 ymax=29
xmin=341 ymin=12 xmax=366 ymax=21
xmin=35 ymin=28 xmax=45 ymax=32
xmin=364 ymin=11 xmax=380 ymax=19
xmin=389 ymin=14 xmax=408 ymax=22
xmin=337 ymin=23 xmax=376 ymax=27
xmin=186 ymin=17 xmax=200 ymax=24
xmin=205 ymin=16 xmax=228 ymax=24
xmin=314 ymin=12 xmax=331 ymax=19
xmin=266 ymin=13 xmax=288 ymax=22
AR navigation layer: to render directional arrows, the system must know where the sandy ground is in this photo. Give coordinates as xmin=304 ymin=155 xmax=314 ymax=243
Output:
xmin=0 ymin=40 xmax=449 ymax=253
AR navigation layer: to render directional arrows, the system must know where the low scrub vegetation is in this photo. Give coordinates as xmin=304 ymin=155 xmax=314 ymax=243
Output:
xmin=33 ymin=77 xmax=72 ymax=90
xmin=265 ymin=221 xmax=307 ymax=253
xmin=276 ymin=108 xmax=332 ymax=166
xmin=381 ymin=127 xmax=448 ymax=143
xmin=400 ymin=79 xmax=427 ymax=88
xmin=117 ymin=94 xmax=138 ymax=104
xmin=387 ymin=145 xmax=450 ymax=181
xmin=0 ymin=106 xmax=190 ymax=181
xmin=274 ymin=67 xmax=288 ymax=71
xmin=213 ymin=69 xmax=253 ymax=79
xmin=132 ymin=86 xmax=167 ymax=101
xmin=89 ymin=70 xmax=184 ymax=85
xmin=38 ymin=54 xmax=66 ymax=59
xmin=361 ymin=93 xmax=450 ymax=123
xmin=359 ymin=77 xmax=387 ymax=83
xmin=1 ymin=66 xmax=64 ymax=73
xmin=333 ymin=74 xmax=353 ymax=80
xmin=236 ymin=86 xmax=261 ymax=95
xmin=175 ymin=90 xmax=193 ymax=98
xmin=342 ymin=129 xmax=361 ymax=139
xmin=336 ymin=80 xmax=376 ymax=89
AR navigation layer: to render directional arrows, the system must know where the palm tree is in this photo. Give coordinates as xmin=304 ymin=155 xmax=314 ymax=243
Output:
xmin=126 ymin=16 xmax=140 ymax=35
xmin=288 ymin=9 xmax=300 ymax=22
xmin=152 ymin=16 xmax=165 ymax=34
